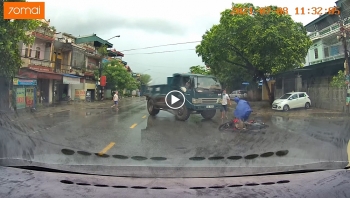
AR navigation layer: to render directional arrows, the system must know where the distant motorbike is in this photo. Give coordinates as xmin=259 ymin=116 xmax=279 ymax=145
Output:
xmin=218 ymin=118 xmax=269 ymax=132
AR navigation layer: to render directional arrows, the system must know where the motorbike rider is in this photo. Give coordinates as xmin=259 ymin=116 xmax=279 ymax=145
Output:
xmin=233 ymin=96 xmax=253 ymax=129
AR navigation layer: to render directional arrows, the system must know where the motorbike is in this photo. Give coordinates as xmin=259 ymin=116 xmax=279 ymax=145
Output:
xmin=218 ymin=118 xmax=269 ymax=132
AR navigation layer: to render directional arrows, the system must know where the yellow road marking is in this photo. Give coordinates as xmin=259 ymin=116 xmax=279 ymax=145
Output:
xmin=347 ymin=140 xmax=350 ymax=167
xmin=142 ymin=115 xmax=146 ymax=118
xmin=98 ymin=142 xmax=115 ymax=155
xmin=130 ymin=123 xmax=137 ymax=128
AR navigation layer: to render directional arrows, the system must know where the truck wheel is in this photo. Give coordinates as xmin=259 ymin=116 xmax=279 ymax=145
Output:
xmin=175 ymin=105 xmax=190 ymax=121
xmin=147 ymin=99 xmax=160 ymax=116
xmin=201 ymin=109 xmax=216 ymax=119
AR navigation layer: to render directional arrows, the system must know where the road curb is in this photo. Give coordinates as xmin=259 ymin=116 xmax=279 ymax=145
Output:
xmin=227 ymin=106 xmax=349 ymax=118
xmin=252 ymin=112 xmax=349 ymax=118
xmin=10 ymin=98 xmax=146 ymax=119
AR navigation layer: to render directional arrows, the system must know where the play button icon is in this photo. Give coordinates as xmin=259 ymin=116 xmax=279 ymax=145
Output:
xmin=171 ymin=95 xmax=180 ymax=105
xmin=165 ymin=90 xmax=186 ymax=109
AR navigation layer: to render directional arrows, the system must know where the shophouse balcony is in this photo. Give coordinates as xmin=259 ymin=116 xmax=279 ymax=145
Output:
xmin=32 ymin=26 xmax=55 ymax=41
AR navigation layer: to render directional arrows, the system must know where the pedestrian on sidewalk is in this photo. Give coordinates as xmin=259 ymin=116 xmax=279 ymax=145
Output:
xmin=111 ymin=91 xmax=119 ymax=110
xmin=221 ymin=89 xmax=231 ymax=119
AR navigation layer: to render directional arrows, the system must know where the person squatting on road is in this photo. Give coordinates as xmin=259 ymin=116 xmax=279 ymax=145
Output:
xmin=233 ymin=96 xmax=253 ymax=130
xmin=111 ymin=91 xmax=119 ymax=110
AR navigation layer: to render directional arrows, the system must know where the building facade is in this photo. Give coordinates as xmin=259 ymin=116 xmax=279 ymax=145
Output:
xmin=305 ymin=0 xmax=350 ymax=66
xmin=13 ymin=21 xmax=117 ymax=109
xmin=74 ymin=34 xmax=114 ymax=101
xmin=17 ymin=19 xmax=57 ymax=108
xmin=273 ymin=0 xmax=350 ymax=112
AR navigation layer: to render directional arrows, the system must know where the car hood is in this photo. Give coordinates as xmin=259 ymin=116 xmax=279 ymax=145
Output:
xmin=273 ymin=99 xmax=287 ymax=104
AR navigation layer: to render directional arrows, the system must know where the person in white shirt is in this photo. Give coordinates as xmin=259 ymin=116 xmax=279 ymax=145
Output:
xmin=221 ymin=89 xmax=231 ymax=119
xmin=111 ymin=91 xmax=119 ymax=110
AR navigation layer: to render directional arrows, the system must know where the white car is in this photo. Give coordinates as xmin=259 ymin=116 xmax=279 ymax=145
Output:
xmin=229 ymin=90 xmax=247 ymax=99
xmin=272 ymin=92 xmax=311 ymax=111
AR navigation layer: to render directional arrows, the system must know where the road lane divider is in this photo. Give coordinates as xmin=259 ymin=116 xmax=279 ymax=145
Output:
xmin=130 ymin=123 xmax=138 ymax=128
xmin=98 ymin=142 xmax=115 ymax=156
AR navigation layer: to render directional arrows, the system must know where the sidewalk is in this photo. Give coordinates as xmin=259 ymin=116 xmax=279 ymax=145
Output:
xmin=10 ymin=96 xmax=146 ymax=119
xmin=228 ymin=101 xmax=349 ymax=118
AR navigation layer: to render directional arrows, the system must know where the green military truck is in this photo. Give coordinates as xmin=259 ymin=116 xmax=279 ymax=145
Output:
xmin=144 ymin=73 xmax=223 ymax=121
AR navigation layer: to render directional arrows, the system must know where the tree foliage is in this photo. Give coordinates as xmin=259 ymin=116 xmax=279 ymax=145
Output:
xmin=189 ymin=64 xmax=250 ymax=91
xmin=196 ymin=3 xmax=312 ymax=102
xmin=330 ymin=70 xmax=347 ymax=88
xmin=97 ymin=44 xmax=108 ymax=56
xmin=102 ymin=59 xmax=139 ymax=91
xmin=207 ymin=61 xmax=251 ymax=91
xmin=190 ymin=65 xmax=211 ymax=75
xmin=140 ymin=74 xmax=152 ymax=85
xmin=0 ymin=0 xmax=41 ymax=77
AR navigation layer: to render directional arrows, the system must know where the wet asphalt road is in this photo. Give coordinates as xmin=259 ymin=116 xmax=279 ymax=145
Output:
xmin=0 ymin=98 xmax=350 ymax=177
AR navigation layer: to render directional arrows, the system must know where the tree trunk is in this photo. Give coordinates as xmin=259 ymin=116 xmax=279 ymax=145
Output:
xmin=261 ymin=75 xmax=273 ymax=105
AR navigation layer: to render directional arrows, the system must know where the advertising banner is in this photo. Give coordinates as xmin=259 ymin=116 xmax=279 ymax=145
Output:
xmin=13 ymin=78 xmax=37 ymax=86
xmin=26 ymin=88 xmax=35 ymax=107
xmin=16 ymin=88 xmax=26 ymax=109
xmin=75 ymin=89 xmax=85 ymax=100
xmin=63 ymin=76 xmax=80 ymax=84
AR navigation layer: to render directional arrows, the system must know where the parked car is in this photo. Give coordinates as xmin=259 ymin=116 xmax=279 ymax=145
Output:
xmin=272 ymin=92 xmax=311 ymax=111
xmin=229 ymin=90 xmax=247 ymax=99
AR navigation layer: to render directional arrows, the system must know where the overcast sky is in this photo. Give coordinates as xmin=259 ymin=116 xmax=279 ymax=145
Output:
xmin=36 ymin=0 xmax=336 ymax=84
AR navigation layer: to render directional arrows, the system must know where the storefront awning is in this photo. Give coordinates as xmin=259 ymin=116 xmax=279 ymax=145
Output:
xmin=63 ymin=74 xmax=80 ymax=84
xmin=19 ymin=68 xmax=62 ymax=80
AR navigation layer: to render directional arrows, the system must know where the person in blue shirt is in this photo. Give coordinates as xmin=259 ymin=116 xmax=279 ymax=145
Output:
xmin=233 ymin=96 xmax=253 ymax=129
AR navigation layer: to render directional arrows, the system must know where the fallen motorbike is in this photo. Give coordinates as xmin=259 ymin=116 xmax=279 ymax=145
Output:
xmin=218 ymin=118 xmax=269 ymax=132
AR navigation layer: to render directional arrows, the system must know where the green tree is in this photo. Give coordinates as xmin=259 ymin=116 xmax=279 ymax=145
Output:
xmin=97 ymin=44 xmax=108 ymax=56
xmin=207 ymin=61 xmax=251 ymax=91
xmin=102 ymin=59 xmax=139 ymax=91
xmin=196 ymin=3 xmax=312 ymax=103
xmin=0 ymin=0 xmax=41 ymax=77
xmin=190 ymin=65 xmax=211 ymax=75
xmin=330 ymin=70 xmax=347 ymax=88
xmin=140 ymin=74 xmax=152 ymax=85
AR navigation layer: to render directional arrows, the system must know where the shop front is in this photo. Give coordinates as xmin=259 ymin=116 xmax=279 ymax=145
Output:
xmin=12 ymin=78 xmax=37 ymax=110
xmin=58 ymin=74 xmax=81 ymax=101
xmin=19 ymin=66 xmax=62 ymax=105
xmin=71 ymin=78 xmax=84 ymax=101
xmin=85 ymin=80 xmax=96 ymax=102
xmin=84 ymin=73 xmax=96 ymax=101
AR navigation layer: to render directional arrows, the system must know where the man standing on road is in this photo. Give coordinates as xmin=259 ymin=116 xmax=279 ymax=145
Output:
xmin=221 ymin=89 xmax=231 ymax=119
xmin=111 ymin=91 xmax=119 ymax=110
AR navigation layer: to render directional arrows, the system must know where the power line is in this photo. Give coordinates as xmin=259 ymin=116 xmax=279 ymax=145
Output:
xmin=124 ymin=49 xmax=195 ymax=55
xmin=120 ymin=41 xmax=201 ymax=52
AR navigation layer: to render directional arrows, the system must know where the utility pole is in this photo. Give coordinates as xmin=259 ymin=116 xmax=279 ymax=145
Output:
xmin=98 ymin=61 xmax=106 ymax=101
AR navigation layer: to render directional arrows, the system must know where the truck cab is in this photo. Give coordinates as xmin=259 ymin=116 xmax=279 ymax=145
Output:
xmin=145 ymin=73 xmax=223 ymax=121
